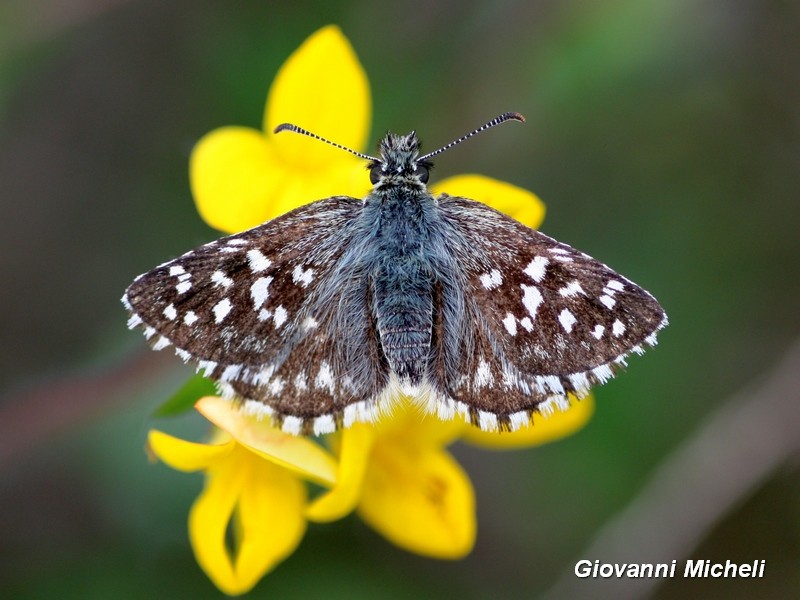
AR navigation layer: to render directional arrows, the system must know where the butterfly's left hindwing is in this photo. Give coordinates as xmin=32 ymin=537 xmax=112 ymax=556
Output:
xmin=431 ymin=195 xmax=667 ymax=427
xmin=123 ymin=196 xmax=391 ymax=434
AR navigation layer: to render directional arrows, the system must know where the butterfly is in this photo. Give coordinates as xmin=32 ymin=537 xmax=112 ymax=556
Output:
xmin=123 ymin=112 xmax=667 ymax=436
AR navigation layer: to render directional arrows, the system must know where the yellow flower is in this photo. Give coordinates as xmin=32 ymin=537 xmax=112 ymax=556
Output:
xmin=149 ymin=397 xmax=337 ymax=595
xmin=307 ymin=405 xmax=477 ymax=559
xmin=189 ymin=25 xmax=544 ymax=235
xmin=149 ymin=25 xmax=595 ymax=595
xmin=149 ymin=393 xmax=591 ymax=593
xmin=190 ymin=25 xmax=372 ymax=233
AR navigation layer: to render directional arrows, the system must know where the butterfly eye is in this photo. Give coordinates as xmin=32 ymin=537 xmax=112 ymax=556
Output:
xmin=369 ymin=164 xmax=384 ymax=184
xmin=415 ymin=164 xmax=429 ymax=183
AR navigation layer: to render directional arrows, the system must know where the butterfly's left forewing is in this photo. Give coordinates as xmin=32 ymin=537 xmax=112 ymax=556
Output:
xmin=123 ymin=196 xmax=390 ymax=434
xmin=432 ymin=195 xmax=667 ymax=429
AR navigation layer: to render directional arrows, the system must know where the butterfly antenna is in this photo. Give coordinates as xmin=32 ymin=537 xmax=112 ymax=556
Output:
xmin=418 ymin=111 xmax=525 ymax=162
xmin=274 ymin=123 xmax=379 ymax=161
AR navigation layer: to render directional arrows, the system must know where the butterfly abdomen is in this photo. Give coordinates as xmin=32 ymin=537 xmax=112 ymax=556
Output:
xmin=369 ymin=188 xmax=436 ymax=390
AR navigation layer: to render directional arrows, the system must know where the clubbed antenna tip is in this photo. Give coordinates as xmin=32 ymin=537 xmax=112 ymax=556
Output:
xmin=273 ymin=123 xmax=296 ymax=134
xmin=273 ymin=122 xmax=378 ymax=161
xmin=418 ymin=111 xmax=526 ymax=161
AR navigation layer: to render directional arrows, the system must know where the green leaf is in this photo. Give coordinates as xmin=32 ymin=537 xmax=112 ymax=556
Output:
xmin=153 ymin=375 xmax=217 ymax=418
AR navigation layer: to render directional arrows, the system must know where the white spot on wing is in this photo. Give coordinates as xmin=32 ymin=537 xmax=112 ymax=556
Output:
xmin=519 ymin=317 xmax=534 ymax=331
xmin=509 ymin=411 xmax=529 ymax=431
xmin=292 ymin=265 xmax=314 ymax=287
xmin=127 ymin=314 xmax=142 ymax=329
xmin=152 ymin=336 xmax=171 ymax=350
xmin=163 ymin=304 xmax=177 ymax=321
xmin=343 ymin=404 xmax=358 ymax=428
xmin=253 ymin=365 xmax=275 ymax=386
xmin=559 ymin=280 xmax=585 ymax=297
xmin=169 ymin=265 xmax=185 ymax=276
xmin=480 ymin=269 xmax=503 ymax=290
xmin=281 ymin=416 xmax=302 ymax=436
xmin=599 ymin=295 xmax=616 ymax=309
xmin=523 ymin=256 xmax=549 ymax=282
xmin=554 ymin=396 xmax=571 ymax=411
xmin=269 ymin=377 xmax=285 ymax=395
xmin=592 ymin=324 xmax=605 ymax=339
xmin=558 ymin=308 xmax=577 ymax=333
xmin=539 ymin=397 xmax=556 ymax=416
xmin=592 ymin=364 xmax=614 ymax=383
xmin=176 ymin=280 xmax=192 ymax=294
xmin=474 ymin=359 xmax=493 ymax=389
xmin=221 ymin=364 xmax=242 ymax=381
xmin=197 ymin=360 xmax=217 ymax=377
xmin=502 ymin=313 xmax=517 ymax=335
xmin=521 ymin=284 xmax=543 ymax=319
xmin=250 ymin=276 xmax=273 ymax=309
xmin=612 ymin=319 xmax=626 ymax=337
xmin=606 ymin=279 xmax=625 ymax=292
xmin=213 ymin=298 xmax=232 ymax=323
xmin=313 ymin=415 xmax=336 ymax=436
xmin=294 ymin=372 xmax=308 ymax=391
xmin=315 ymin=362 xmax=335 ymax=393
xmin=242 ymin=400 xmax=273 ymax=420
xmin=247 ymin=249 xmax=271 ymax=273
xmin=184 ymin=311 xmax=198 ymax=325
xmin=478 ymin=411 xmax=498 ymax=431
xmin=211 ymin=270 xmax=233 ymax=288
xmin=569 ymin=373 xmax=590 ymax=394
xmin=273 ymin=306 xmax=288 ymax=328
xmin=535 ymin=375 xmax=564 ymax=395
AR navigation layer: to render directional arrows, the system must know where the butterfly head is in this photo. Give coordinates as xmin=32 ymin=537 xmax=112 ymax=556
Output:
xmin=368 ymin=132 xmax=432 ymax=187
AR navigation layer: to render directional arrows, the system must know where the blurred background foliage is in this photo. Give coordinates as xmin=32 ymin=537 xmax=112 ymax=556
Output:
xmin=1 ymin=0 xmax=799 ymax=598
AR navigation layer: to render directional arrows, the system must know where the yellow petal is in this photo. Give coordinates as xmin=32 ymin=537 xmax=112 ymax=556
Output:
xmin=461 ymin=394 xmax=594 ymax=450
xmin=234 ymin=455 xmax=307 ymax=593
xmin=190 ymin=126 xmax=287 ymax=233
xmin=147 ymin=429 xmax=234 ymax=472
xmin=189 ymin=447 xmax=247 ymax=594
xmin=432 ymin=174 xmax=546 ymax=229
xmin=306 ymin=423 xmax=375 ymax=522
xmin=195 ymin=397 xmax=337 ymax=487
xmin=189 ymin=446 xmax=306 ymax=595
xmin=266 ymin=25 xmax=371 ymax=168
xmin=268 ymin=158 xmax=370 ymax=218
xmin=359 ymin=445 xmax=475 ymax=559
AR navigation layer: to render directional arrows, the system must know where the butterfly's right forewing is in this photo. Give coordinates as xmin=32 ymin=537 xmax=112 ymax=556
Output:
xmin=430 ymin=195 xmax=667 ymax=428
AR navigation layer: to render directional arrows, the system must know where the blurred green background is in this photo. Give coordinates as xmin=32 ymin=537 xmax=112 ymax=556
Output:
xmin=1 ymin=1 xmax=799 ymax=598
